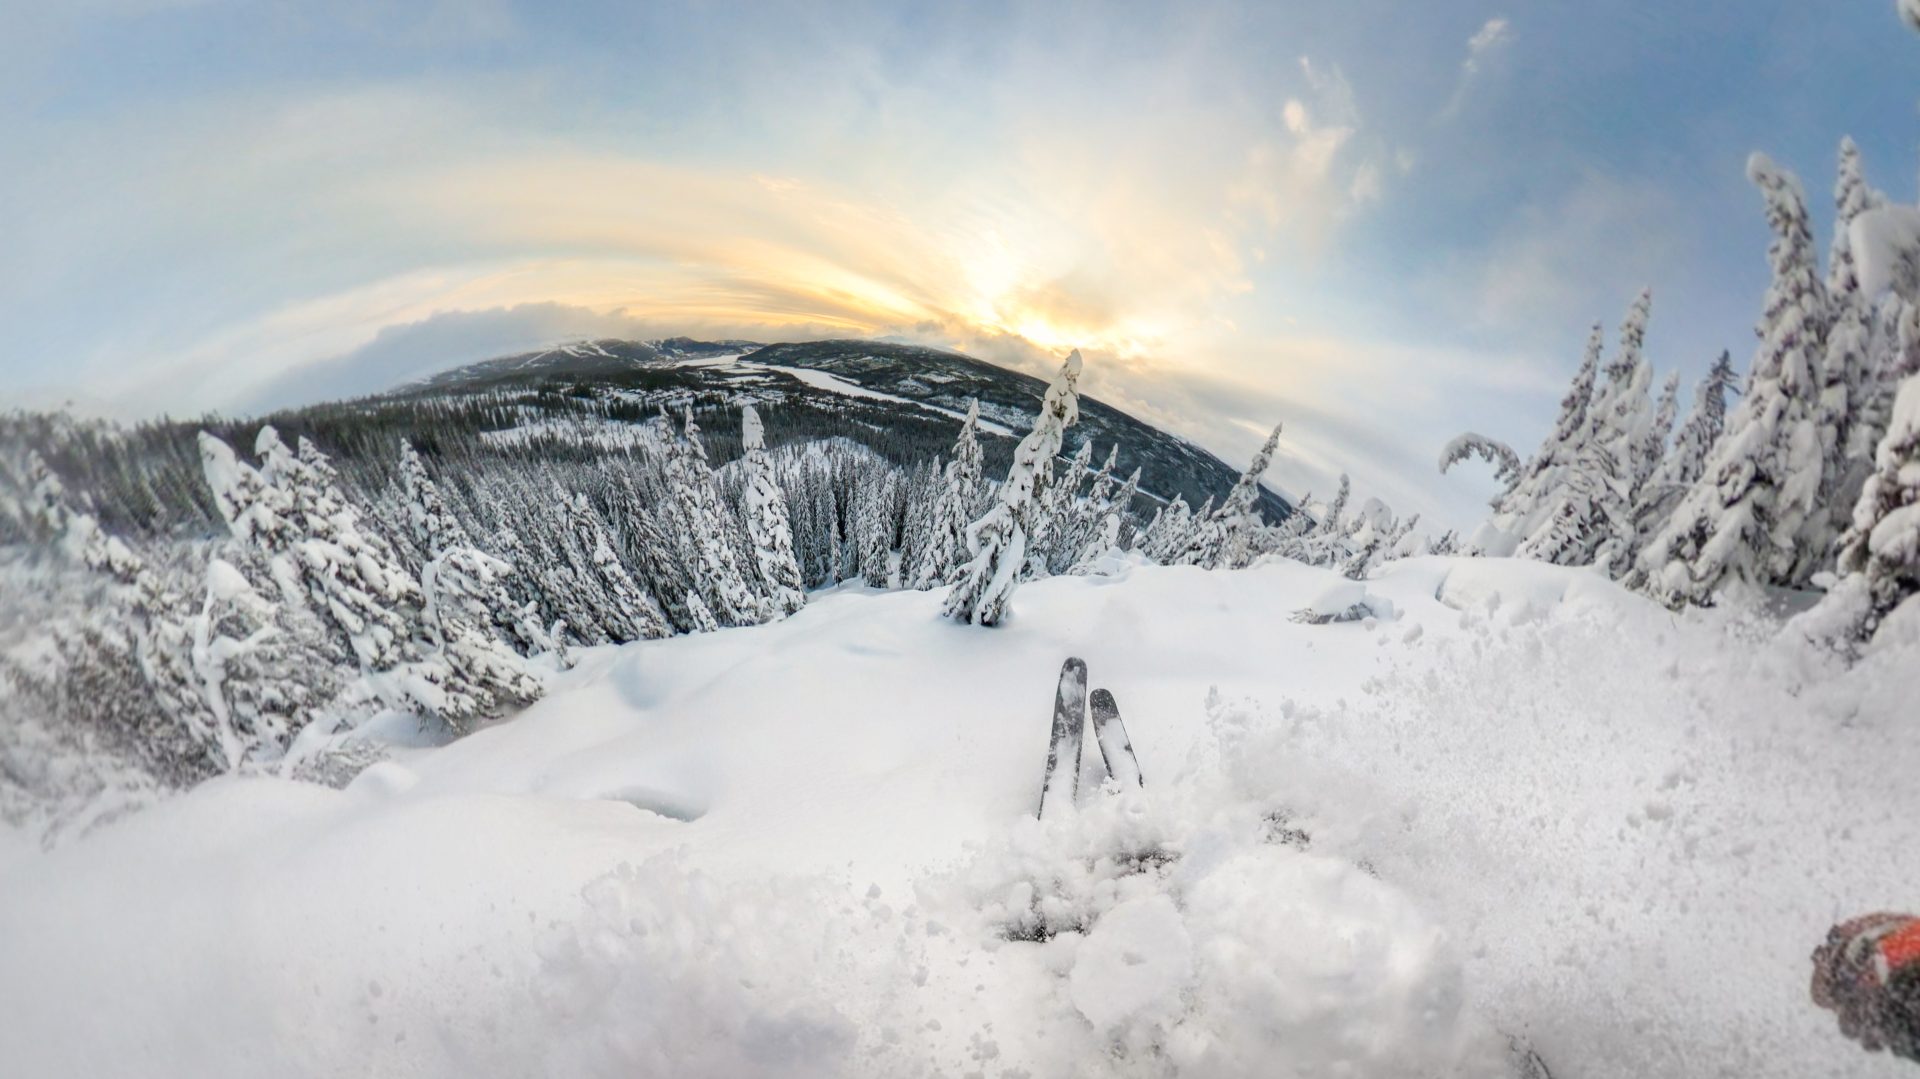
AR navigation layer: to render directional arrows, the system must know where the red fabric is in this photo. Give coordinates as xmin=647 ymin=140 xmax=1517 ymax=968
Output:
xmin=1882 ymin=919 xmax=1920 ymax=973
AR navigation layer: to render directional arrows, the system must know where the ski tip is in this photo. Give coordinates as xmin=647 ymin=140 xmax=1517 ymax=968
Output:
xmin=1090 ymin=688 xmax=1118 ymax=717
xmin=1060 ymin=656 xmax=1087 ymax=678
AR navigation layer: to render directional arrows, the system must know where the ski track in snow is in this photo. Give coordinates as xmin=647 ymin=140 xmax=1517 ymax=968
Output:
xmin=0 ymin=558 xmax=1913 ymax=1078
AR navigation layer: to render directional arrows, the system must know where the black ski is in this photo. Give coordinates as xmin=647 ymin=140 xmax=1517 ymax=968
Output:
xmin=1090 ymin=688 xmax=1143 ymax=788
xmin=1038 ymin=657 xmax=1088 ymax=820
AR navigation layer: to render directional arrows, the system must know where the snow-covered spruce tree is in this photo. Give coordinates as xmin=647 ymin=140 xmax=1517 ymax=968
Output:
xmin=1137 ymin=494 xmax=1192 ymax=563
xmin=1643 ymin=371 xmax=1680 ymax=489
xmin=1820 ymin=138 xmax=1888 ymax=536
xmin=684 ymin=589 xmax=720 ymax=633
xmin=169 ymin=555 xmax=323 ymax=770
xmin=1635 ymin=353 xmax=1735 ymax=555
xmin=603 ymin=468 xmax=701 ymax=633
xmin=207 ymin=429 xmax=542 ymax=731
xmin=738 ymin=406 xmax=806 ymax=617
xmin=400 ymin=440 xmax=556 ymax=660
xmin=895 ymin=456 xmax=940 ymax=584
xmin=910 ymin=401 xmax=986 ymax=590
xmin=1036 ymin=439 xmax=1095 ymax=575
xmin=664 ymin=408 xmax=763 ymax=624
xmin=27 ymin=441 xmax=340 ymax=773
xmin=856 ymin=468 xmax=903 ymax=587
xmin=1473 ymin=324 xmax=1604 ymax=554
xmin=1796 ymin=373 xmax=1920 ymax=648
xmin=398 ymin=439 xmax=471 ymax=555
xmin=944 ymin=350 xmax=1082 ymax=626
xmin=1054 ymin=444 xmax=1117 ymax=573
xmin=564 ymin=491 xmax=672 ymax=641
xmin=1177 ymin=422 xmax=1282 ymax=570
xmin=1644 ymin=157 xmax=1830 ymax=604
xmin=1521 ymin=289 xmax=1654 ymax=577
xmin=1262 ymin=498 xmax=1315 ymax=562
xmin=1294 ymin=475 xmax=1354 ymax=567
xmin=1338 ymin=497 xmax=1408 ymax=579
xmin=218 ymin=427 xmax=418 ymax=672
xmin=1088 ymin=466 xmax=1141 ymax=560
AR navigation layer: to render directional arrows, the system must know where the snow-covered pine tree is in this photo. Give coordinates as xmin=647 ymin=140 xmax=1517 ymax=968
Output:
xmin=944 ymin=350 xmax=1082 ymax=626
xmin=910 ymin=403 xmax=986 ymax=589
xmin=1820 ymin=137 xmax=1888 ymax=537
xmin=1796 ymin=372 xmax=1920 ymax=648
xmin=1475 ymin=325 xmax=1604 ymax=554
xmin=664 ymin=408 xmax=763 ymax=624
xmin=1339 ymin=497 xmax=1403 ymax=579
xmin=564 ymin=491 xmax=672 ymax=641
xmin=738 ymin=406 xmax=806 ymax=618
xmin=1262 ymin=498 xmax=1315 ymax=562
xmin=685 ymin=590 xmax=720 ymax=633
xmin=227 ymin=427 xmax=419 ymax=672
xmin=210 ymin=429 xmax=548 ymax=732
xmin=514 ymin=506 xmax=611 ymax=647
xmin=1642 ymin=371 xmax=1680 ymax=490
xmin=856 ymin=468 xmax=902 ymax=587
xmin=1137 ymin=494 xmax=1192 ymax=563
xmin=400 ymin=440 xmax=556 ymax=659
xmin=1035 ymin=439 xmax=1095 ymax=575
xmin=1053 ymin=444 xmax=1117 ymax=573
xmin=1295 ymin=475 xmax=1352 ymax=567
xmin=1644 ymin=157 xmax=1830 ymax=604
xmin=1635 ymin=354 xmax=1735 ymax=556
xmin=398 ymin=439 xmax=472 ymax=556
xmin=895 ymin=456 xmax=940 ymax=586
xmin=1177 ymin=422 xmax=1282 ymax=570
xmin=1067 ymin=466 xmax=1141 ymax=573
xmin=1521 ymin=289 xmax=1653 ymax=577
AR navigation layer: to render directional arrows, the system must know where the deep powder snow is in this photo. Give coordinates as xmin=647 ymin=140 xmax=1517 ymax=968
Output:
xmin=0 ymin=557 xmax=1913 ymax=1078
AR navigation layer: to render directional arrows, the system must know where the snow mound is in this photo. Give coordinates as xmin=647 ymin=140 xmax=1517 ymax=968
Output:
xmin=1291 ymin=579 xmax=1392 ymax=623
xmin=1431 ymin=556 xmax=1632 ymax=626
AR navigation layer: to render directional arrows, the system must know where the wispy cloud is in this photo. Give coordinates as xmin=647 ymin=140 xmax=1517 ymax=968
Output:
xmin=1440 ymin=16 xmax=1515 ymax=121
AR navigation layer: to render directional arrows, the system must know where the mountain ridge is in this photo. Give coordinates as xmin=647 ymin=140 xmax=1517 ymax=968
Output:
xmin=400 ymin=336 xmax=1294 ymax=520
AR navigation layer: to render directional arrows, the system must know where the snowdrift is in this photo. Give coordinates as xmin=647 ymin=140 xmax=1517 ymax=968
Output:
xmin=0 ymin=557 xmax=1914 ymax=1077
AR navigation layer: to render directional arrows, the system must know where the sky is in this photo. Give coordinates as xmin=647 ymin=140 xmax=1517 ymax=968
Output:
xmin=2 ymin=1 xmax=1916 ymax=527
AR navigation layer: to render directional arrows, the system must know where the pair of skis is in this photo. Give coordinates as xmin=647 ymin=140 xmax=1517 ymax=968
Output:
xmin=1037 ymin=657 xmax=1143 ymax=821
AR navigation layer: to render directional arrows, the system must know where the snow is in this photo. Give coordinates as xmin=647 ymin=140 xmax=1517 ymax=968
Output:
xmin=735 ymin=357 xmax=1018 ymax=435
xmin=1 ymin=559 xmax=1914 ymax=1077
xmin=1852 ymin=204 xmax=1920 ymax=302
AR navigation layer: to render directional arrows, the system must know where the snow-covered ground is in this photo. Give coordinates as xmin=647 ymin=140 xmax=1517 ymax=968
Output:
xmin=0 ymin=558 xmax=1913 ymax=1078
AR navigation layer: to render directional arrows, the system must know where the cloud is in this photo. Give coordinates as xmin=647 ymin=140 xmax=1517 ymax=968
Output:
xmin=1465 ymin=17 xmax=1515 ymax=75
xmin=1440 ymin=16 xmax=1515 ymax=120
xmin=1226 ymin=58 xmax=1385 ymax=251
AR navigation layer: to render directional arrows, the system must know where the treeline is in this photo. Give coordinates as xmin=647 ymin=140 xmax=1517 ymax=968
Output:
xmin=1444 ymin=137 xmax=1920 ymax=651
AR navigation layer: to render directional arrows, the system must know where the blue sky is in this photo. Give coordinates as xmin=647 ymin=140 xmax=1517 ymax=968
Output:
xmin=2 ymin=1 xmax=1915 ymax=526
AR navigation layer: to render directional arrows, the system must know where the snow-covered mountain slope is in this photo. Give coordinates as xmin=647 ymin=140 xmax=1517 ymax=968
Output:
xmin=1 ymin=558 xmax=1912 ymax=1078
xmin=400 ymin=337 xmax=1294 ymax=518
